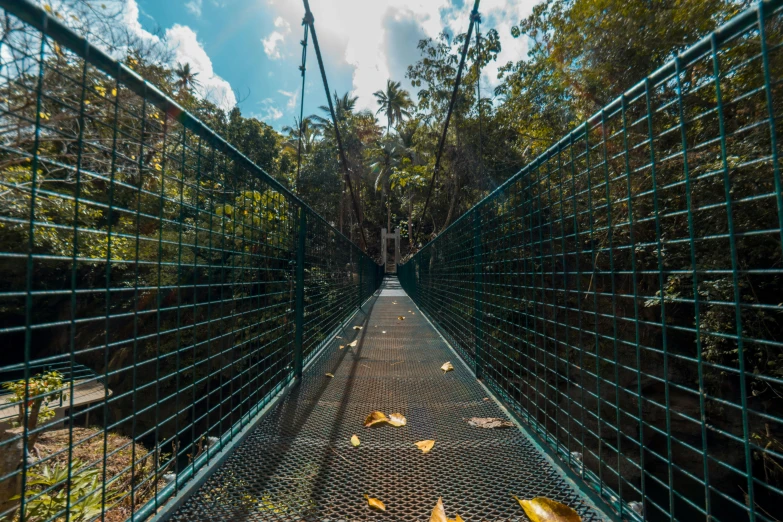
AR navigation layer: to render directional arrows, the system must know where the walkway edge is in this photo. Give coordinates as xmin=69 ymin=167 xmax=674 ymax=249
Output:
xmin=142 ymin=293 xmax=378 ymax=522
xmin=410 ymin=299 xmax=620 ymax=522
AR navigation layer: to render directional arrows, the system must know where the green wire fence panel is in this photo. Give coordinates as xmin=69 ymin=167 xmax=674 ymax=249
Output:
xmin=0 ymin=2 xmax=381 ymax=521
xmin=400 ymin=1 xmax=783 ymax=521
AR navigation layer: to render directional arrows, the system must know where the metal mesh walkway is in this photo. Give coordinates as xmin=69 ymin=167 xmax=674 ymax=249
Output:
xmin=169 ymin=278 xmax=607 ymax=521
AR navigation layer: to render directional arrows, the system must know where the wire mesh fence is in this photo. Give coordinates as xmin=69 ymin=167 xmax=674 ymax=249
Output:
xmin=400 ymin=1 xmax=783 ymax=520
xmin=0 ymin=1 xmax=381 ymax=521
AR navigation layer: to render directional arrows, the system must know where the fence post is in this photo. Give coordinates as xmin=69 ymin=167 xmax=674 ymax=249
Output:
xmin=473 ymin=210 xmax=483 ymax=379
xmin=359 ymin=255 xmax=364 ymax=307
xmin=294 ymin=207 xmax=306 ymax=381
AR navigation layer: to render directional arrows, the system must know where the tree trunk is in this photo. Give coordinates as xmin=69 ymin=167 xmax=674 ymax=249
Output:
xmin=441 ymin=178 xmax=460 ymax=233
xmin=407 ymin=194 xmax=413 ymax=245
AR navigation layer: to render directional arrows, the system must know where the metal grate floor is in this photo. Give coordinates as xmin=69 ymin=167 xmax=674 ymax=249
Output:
xmin=169 ymin=278 xmax=606 ymax=521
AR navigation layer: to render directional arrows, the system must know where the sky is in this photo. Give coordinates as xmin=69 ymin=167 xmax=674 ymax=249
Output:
xmin=128 ymin=0 xmax=539 ymax=131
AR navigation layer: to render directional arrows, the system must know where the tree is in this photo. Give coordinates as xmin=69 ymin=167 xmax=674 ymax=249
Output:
xmin=373 ymin=80 xmax=413 ymax=134
xmin=174 ymin=62 xmax=200 ymax=95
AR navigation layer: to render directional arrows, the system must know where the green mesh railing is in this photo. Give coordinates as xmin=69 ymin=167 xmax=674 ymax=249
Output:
xmin=0 ymin=1 xmax=381 ymax=521
xmin=400 ymin=1 xmax=783 ymax=520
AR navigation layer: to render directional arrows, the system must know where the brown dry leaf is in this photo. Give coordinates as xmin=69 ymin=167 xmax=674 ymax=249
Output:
xmin=339 ymin=345 xmax=345 ymax=350
xmin=348 ymin=340 xmax=358 ymax=348
xmin=430 ymin=498 xmax=462 ymax=522
xmin=431 ymin=497 xmax=447 ymax=522
xmin=325 ymin=373 xmax=334 ymax=378
xmin=351 ymin=434 xmax=360 ymax=447
xmin=467 ymin=417 xmax=513 ymax=429
xmin=392 ymin=301 xmax=398 ymax=304
xmin=365 ymin=495 xmax=386 ymax=511
xmin=512 ymin=496 xmax=582 ymax=522
xmin=398 ymin=316 xmax=405 ymax=321
xmin=364 ymin=411 xmax=389 ymax=427
xmin=414 ymin=440 xmax=435 ymax=453
xmin=441 ymin=362 xmax=454 ymax=373
xmin=353 ymin=326 xmax=363 ymax=330
xmin=388 ymin=413 xmax=407 ymax=427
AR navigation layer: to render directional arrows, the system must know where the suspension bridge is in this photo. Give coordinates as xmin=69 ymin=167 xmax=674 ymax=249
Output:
xmin=1 ymin=0 xmax=782 ymax=521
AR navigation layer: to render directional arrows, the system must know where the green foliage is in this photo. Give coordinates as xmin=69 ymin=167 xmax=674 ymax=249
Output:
xmin=12 ymin=460 xmax=118 ymax=522
xmin=3 ymin=371 xmax=67 ymax=428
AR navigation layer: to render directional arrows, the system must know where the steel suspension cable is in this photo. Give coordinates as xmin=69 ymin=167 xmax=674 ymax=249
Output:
xmin=294 ymin=18 xmax=310 ymax=193
xmin=474 ymin=11 xmax=484 ymax=182
xmin=302 ymin=0 xmax=368 ymax=251
xmin=412 ymin=0 xmax=481 ymax=247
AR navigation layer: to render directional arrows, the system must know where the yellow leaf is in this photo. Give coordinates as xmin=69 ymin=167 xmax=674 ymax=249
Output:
xmin=450 ymin=516 xmax=464 ymax=522
xmin=388 ymin=413 xmax=407 ymax=427
xmin=154 ymin=163 xmax=162 ymax=171
xmin=325 ymin=373 xmax=334 ymax=378
xmin=398 ymin=316 xmax=405 ymax=321
xmin=39 ymin=112 xmax=50 ymax=120
xmin=351 ymin=434 xmax=360 ymax=447
xmin=364 ymin=411 xmax=389 ymax=427
xmin=414 ymin=440 xmax=435 ymax=453
xmin=512 ymin=496 xmax=582 ymax=522
xmin=84 ymin=99 xmax=90 ymax=104
xmin=339 ymin=345 xmax=345 ymax=350
xmin=348 ymin=340 xmax=358 ymax=348
xmin=365 ymin=495 xmax=386 ymax=511
xmin=431 ymin=497 xmax=447 ymax=522
xmin=53 ymin=42 xmax=62 ymax=56
xmin=441 ymin=362 xmax=454 ymax=373
xmin=353 ymin=326 xmax=363 ymax=330
xmin=95 ymin=85 xmax=106 ymax=96
xmin=43 ymin=4 xmax=52 ymax=14
xmin=112 ymin=88 xmax=117 ymax=97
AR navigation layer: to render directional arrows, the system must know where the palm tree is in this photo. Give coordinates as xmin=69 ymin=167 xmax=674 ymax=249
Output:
xmin=311 ymin=91 xmax=358 ymax=132
xmin=283 ymin=116 xmax=319 ymax=155
xmin=373 ymin=80 xmax=413 ymax=134
xmin=174 ymin=63 xmax=200 ymax=94
xmin=369 ymin=136 xmax=403 ymax=232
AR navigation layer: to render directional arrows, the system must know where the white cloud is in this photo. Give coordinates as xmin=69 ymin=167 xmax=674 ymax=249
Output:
xmin=257 ymin=98 xmax=283 ymax=122
xmin=278 ymin=89 xmax=298 ymax=110
xmin=262 ymin=16 xmax=291 ymax=60
xmin=263 ymin=0 xmax=536 ymax=114
xmin=185 ymin=0 xmax=203 ymax=17
xmin=165 ymin=24 xmax=237 ymax=111
xmin=109 ymin=1 xmax=237 ymax=111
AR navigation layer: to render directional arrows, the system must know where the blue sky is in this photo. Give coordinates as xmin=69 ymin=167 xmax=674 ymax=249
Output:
xmin=127 ymin=0 xmax=536 ymax=131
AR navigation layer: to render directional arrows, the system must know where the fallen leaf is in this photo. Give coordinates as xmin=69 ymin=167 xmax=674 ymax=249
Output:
xmin=415 ymin=440 xmax=435 ymax=453
xmin=483 ymin=397 xmax=490 ymax=401
xmin=348 ymin=340 xmax=358 ymax=348
xmin=351 ymin=434 xmax=360 ymax=447
xmin=513 ymin=496 xmax=581 ymax=522
xmin=467 ymin=417 xmax=513 ymax=429
xmin=441 ymin=362 xmax=454 ymax=373
xmin=325 ymin=373 xmax=334 ymax=378
xmin=353 ymin=326 xmax=363 ymax=330
xmin=365 ymin=495 xmax=386 ymax=511
xmin=430 ymin=498 xmax=463 ymax=522
xmin=111 ymin=88 xmax=117 ymax=97
xmin=398 ymin=316 xmax=405 ymax=321
xmin=408 ymin=310 xmax=412 ymax=313
xmin=431 ymin=497 xmax=447 ymax=522
xmin=364 ymin=411 xmax=389 ymax=427
xmin=382 ymin=331 xmax=387 ymax=334
xmin=388 ymin=413 xmax=407 ymax=427
xmin=339 ymin=345 xmax=345 ymax=350
xmin=392 ymin=301 xmax=397 ymax=304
